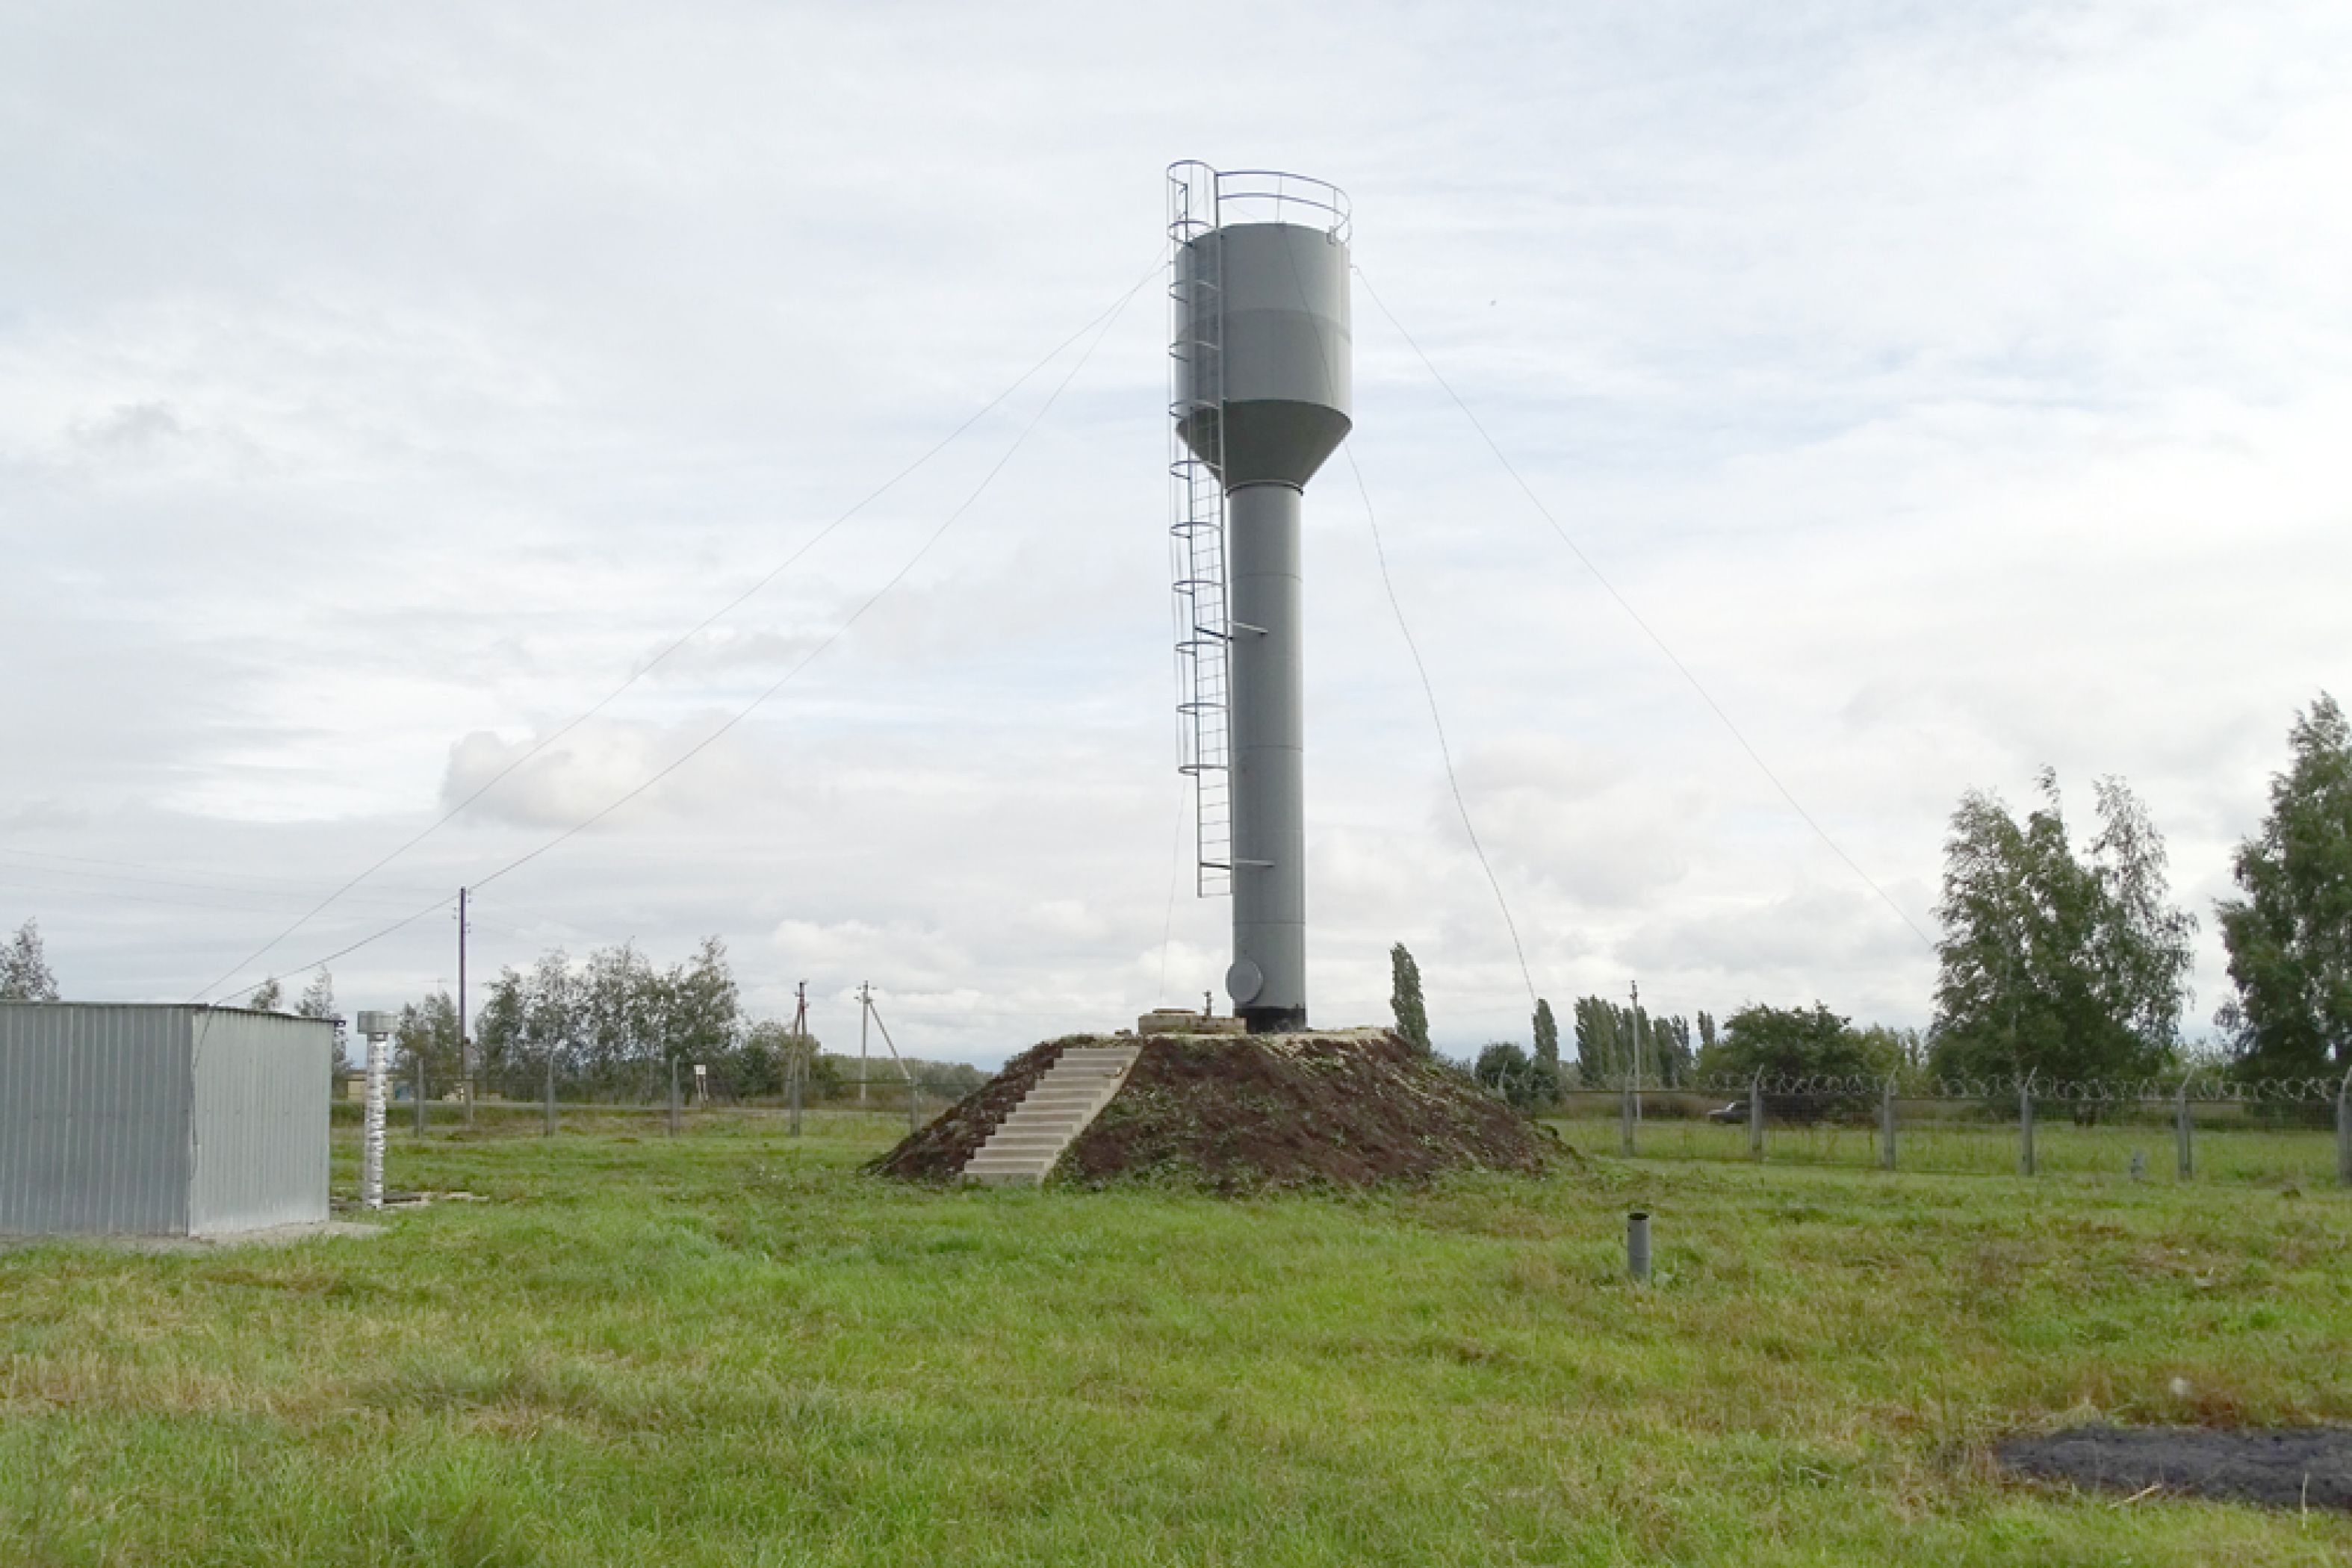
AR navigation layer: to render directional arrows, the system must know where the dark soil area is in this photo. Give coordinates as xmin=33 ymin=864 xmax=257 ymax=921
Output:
xmin=873 ymin=1029 xmax=1550 ymax=1190
xmin=1996 ymin=1425 xmax=2352 ymax=1511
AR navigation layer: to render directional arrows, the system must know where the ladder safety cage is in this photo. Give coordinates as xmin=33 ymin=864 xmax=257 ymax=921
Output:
xmin=1167 ymin=161 xmax=1231 ymax=896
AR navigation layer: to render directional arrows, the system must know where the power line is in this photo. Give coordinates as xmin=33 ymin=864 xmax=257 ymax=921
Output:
xmin=1353 ymin=267 xmax=1936 ymax=951
xmin=1341 ymin=441 xmax=1539 ymax=1009
xmin=190 ymin=258 xmax=1161 ymax=1003
xmin=212 ymin=895 xmax=456 ymax=1004
xmin=203 ymin=255 xmax=1161 ymax=1002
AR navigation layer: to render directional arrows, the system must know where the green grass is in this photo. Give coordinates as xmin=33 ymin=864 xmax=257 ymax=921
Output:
xmin=1551 ymin=1110 xmax=2345 ymax=1187
xmin=6 ymin=1115 xmax=2352 ymax=1565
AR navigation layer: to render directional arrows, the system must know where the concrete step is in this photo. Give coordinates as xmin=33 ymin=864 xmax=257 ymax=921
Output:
xmin=991 ymin=1101 xmax=1099 ymax=1121
xmin=1004 ymin=1102 xmax=1105 ymax=1120
xmin=960 ymin=1045 xmax=1144 ymax=1186
xmin=979 ymin=1130 xmax=1086 ymax=1150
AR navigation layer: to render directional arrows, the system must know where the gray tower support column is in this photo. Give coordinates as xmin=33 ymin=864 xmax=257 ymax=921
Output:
xmin=1226 ymin=481 xmax=1307 ymax=1031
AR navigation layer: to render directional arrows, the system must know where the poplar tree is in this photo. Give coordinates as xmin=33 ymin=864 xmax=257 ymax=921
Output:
xmin=1389 ymin=943 xmax=1430 ymax=1054
xmin=1531 ymin=998 xmax=1560 ymax=1071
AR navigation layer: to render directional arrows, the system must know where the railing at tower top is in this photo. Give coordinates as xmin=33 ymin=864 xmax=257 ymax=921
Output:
xmin=1167 ymin=163 xmax=1351 ymax=242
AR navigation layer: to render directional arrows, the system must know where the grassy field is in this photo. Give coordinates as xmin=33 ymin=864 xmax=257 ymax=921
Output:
xmin=1549 ymin=1110 xmax=2348 ymax=1188
xmin=6 ymin=1114 xmax=2352 ymax=1565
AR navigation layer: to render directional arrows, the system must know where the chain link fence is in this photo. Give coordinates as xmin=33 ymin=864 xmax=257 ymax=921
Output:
xmin=1523 ymin=1071 xmax=2352 ymax=1186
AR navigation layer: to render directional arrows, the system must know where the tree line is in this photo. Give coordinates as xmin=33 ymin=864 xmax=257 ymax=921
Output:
xmin=13 ymin=695 xmax=2348 ymax=1098
xmin=448 ymin=936 xmax=983 ymax=1102
xmin=1406 ymin=692 xmax=2352 ymax=1101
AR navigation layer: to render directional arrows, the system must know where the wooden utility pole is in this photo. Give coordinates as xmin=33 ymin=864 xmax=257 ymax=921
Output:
xmin=1628 ymin=980 xmax=1644 ymax=1130
xmin=858 ymin=981 xmax=871 ymax=1104
xmin=788 ymin=980 xmax=808 ymax=1137
xmin=457 ymin=886 xmax=472 ymax=1125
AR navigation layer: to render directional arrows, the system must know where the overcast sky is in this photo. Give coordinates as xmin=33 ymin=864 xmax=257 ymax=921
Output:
xmin=4 ymin=1 xmax=2347 ymax=1063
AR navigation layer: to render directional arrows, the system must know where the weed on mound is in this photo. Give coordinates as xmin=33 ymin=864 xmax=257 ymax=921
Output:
xmin=872 ymin=1028 xmax=1551 ymax=1189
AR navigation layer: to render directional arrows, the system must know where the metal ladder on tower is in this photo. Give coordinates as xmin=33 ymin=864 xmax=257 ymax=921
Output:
xmin=1169 ymin=165 xmax=1232 ymax=897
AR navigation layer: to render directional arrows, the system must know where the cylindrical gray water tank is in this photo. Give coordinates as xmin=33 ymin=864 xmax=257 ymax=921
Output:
xmin=1173 ymin=223 xmax=1353 ymax=488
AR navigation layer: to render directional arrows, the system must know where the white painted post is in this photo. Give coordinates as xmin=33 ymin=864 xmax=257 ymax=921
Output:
xmin=356 ymin=1010 xmax=397 ymax=1210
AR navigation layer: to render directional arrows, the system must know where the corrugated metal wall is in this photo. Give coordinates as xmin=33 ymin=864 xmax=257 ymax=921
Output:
xmin=188 ymin=1008 xmax=331 ymax=1233
xmin=0 ymin=1004 xmax=191 ymax=1234
xmin=0 ymin=1003 xmax=332 ymax=1236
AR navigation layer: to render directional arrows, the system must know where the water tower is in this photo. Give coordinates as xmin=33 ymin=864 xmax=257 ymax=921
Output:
xmin=1167 ymin=164 xmax=1352 ymax=1033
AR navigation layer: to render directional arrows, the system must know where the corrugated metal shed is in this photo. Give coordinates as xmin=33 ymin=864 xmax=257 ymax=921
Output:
xmin=0 ymin=1003 xmax=331 ymax=1236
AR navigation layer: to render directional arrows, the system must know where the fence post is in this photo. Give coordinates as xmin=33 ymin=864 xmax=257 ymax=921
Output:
xmin=2019 ymin=1077 xmax=2036 ymax=1177
xmin=2339 ymin=1070 xmax=2352 ymax=1189
xmin=1881 ymin=1077 xmax=1897 ymax=1171
xmin=543 ymin=1052 xmax=556 ymax=1139
xmin=414 ymin=1053 xmax=426 ymax=1135
xmin=2176 ymin=1081 xmax=2194 ymax=1180
xmin=1620 ymin=1080 xmax=1636 ymax=1157
xmin=668 ymin=1058 xmax=681 ymax=1137
xmin=907 ymin=1077 xmax=920 ymax=1137
xmin=1747 ymin=1071 xmax=1765 ymax=1160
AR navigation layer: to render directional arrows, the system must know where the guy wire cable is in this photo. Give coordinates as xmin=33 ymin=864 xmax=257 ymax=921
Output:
xmin=1342 ymin=439 xmax=1539 ymax=1009
xmin=192 ymin=252 xmax=1166 ymax=1004
xmin=471 ymin=255 xmax=1153 ymax=895
xmin=1269 ymin=224 xmax=1540 ymax=1011
xmin=1353 ymin=265 xmax=1934 ymax=950
xmin=205 ymin=252 xmax=1161 ymax=1002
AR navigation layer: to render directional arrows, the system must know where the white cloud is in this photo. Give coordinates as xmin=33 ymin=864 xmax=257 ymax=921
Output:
xmin=3 ymin=0 xmax=2347 ymax=1061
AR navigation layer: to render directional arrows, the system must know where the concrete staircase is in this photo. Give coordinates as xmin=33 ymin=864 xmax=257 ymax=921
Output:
xmin=962 ymin=1044 xmax=1140 ymax=1186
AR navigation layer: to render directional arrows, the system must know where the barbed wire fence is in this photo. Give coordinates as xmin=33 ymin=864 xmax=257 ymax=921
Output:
xmin=335 ymin=1055 xmax=965 ymax=1142
xmin=1480 ymin=1065 xmax=2352 ymax=1187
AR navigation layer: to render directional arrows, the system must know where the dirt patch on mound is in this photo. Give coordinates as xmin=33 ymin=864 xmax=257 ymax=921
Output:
xmin=1996 ymin=1425 xmax=2352 ymax=1511
xmin=873 ymin=1029 xmax=1548 ymax=1190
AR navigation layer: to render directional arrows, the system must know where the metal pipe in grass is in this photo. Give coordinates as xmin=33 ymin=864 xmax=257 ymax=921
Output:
xmin=1627 ymin=1210 xmax=1651 ymax=1284
xmin=2339 ymin=1070 xmax=2352 ymax=1188
xmin=2176 ymin=1082 xmax=2194 ymax=1180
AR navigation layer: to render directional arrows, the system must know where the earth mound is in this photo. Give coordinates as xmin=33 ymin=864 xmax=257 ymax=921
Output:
xmin=872 ymin=1028 xmax=1550 ymax=1189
